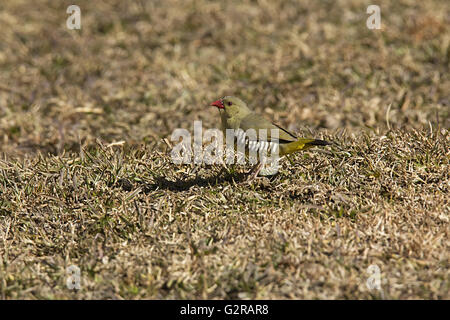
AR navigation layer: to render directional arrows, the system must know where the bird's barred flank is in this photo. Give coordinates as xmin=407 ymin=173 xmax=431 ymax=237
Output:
xmin=170 ymin=123 xmax=282 ymax=166
xmin=235 ymin=129 xmax=279 ymax=155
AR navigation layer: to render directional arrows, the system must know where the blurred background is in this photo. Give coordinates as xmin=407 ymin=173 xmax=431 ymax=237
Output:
xmin=0 ymin=0 xmax=448 ymax=157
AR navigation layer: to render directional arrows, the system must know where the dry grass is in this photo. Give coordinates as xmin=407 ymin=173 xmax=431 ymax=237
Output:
xmin=0 ymin=0 xmax=449 ymax=299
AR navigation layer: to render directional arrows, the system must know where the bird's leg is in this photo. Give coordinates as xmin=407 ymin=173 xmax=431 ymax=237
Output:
xmin=246 ymin=161 xmax=264 ymax=182
xmin=284 ymin=154 xmax=294 ymax=166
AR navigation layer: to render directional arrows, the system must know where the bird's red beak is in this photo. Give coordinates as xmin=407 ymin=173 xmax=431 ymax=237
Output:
xmin=210 ymin=99 xmax=224 ymax=109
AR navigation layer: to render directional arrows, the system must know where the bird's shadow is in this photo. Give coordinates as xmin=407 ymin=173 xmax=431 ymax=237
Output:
xmin=141 ymin=168 xmax=248 ymax=192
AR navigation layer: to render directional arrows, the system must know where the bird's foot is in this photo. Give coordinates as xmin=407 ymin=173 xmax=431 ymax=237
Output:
xmin=237 ymin=162 xmax=264 ymax=185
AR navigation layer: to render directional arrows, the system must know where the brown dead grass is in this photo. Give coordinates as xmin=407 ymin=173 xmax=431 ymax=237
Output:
xmin=0 ymin=0 xmax=449 ymax=299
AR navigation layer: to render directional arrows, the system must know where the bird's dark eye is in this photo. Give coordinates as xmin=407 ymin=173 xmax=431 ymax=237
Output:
xmin=227 ymin=101 xmax=232 ymax=106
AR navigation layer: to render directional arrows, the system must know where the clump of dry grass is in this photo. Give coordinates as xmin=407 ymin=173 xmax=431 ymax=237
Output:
xmin=0 ymin=0 xmax=449 ymax=299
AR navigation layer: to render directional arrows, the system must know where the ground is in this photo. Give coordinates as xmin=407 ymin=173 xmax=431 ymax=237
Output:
xmin=0 ymin=0 xmax=448 ymax=299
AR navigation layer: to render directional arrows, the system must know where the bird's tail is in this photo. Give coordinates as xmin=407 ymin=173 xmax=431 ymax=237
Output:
xmin=281 ymin=138 xmax=331 ymax=155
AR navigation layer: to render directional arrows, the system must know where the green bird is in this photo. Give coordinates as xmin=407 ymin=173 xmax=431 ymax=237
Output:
xmin=210 ymin=96 xmax=330 ymax=180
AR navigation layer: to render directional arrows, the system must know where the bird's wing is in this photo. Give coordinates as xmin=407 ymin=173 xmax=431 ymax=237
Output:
xmin=239 ymin=113 xmax=297 ymax=143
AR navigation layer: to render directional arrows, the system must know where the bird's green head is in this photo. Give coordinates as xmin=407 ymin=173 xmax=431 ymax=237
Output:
xmin=210 ymin=96 xmax=250 ymax=118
